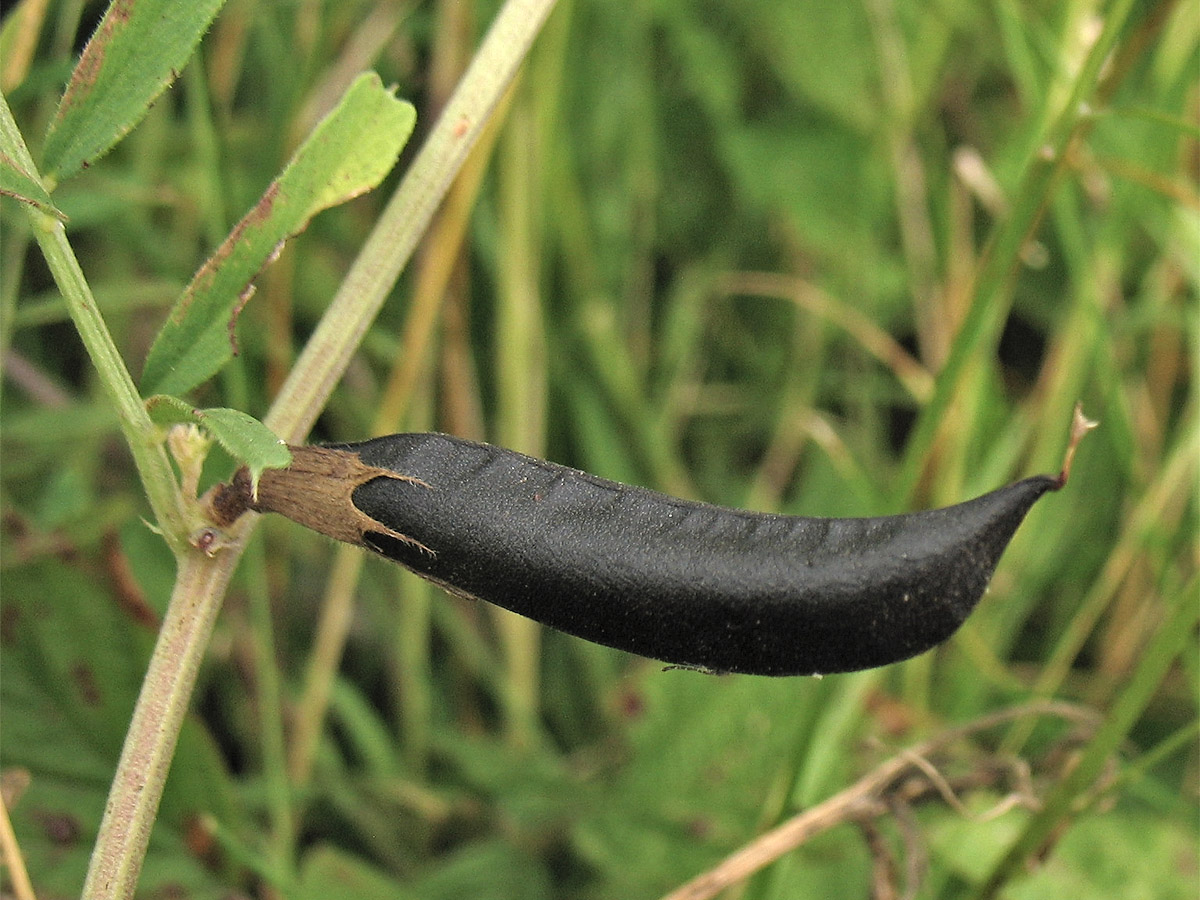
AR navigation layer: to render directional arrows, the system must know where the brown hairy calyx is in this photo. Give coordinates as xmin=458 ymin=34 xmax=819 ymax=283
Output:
xmin=208 ymin=445 xmax=432 ymax=554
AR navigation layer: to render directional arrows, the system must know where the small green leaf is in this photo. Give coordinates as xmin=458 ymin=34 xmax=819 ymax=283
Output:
xmin=146 ymin=395 xmax=291 ymax=490
xmin=0 ymin=152 xmax=66 ymax=219
xmin=144 ymin=393 xmax=195 ymax=425
xmin=41 ymin=0 xmax=227 ymax=181
xmin=139 ymin=72 xmax=416 ymax=397
xmin=196 ymin=407 xmax=292 ymax=488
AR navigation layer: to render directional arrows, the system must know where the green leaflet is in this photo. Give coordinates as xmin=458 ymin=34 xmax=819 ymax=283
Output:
xmin=146 ymin=395 xmax=291 ymax=491
xmin=41 ymin=0 xmax=228 ymax=182
xmin=139 ymin=73 xmax=416 ymax=397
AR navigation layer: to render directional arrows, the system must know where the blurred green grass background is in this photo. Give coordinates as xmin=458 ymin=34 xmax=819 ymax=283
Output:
xmin=1 ymin=0 xmax=1196 ymax=898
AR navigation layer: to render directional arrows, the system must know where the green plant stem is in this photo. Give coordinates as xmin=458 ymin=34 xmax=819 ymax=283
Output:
xmin=264 ymin=0 xmax=560 ymax=444
xmin=392 ymin=575 xmax=435 ymax=773
xmin=493 ymin=95 xmax=545 ymax=749
xmin=287 ymin=546 xmax=367 ymax=783
xmin=72 ymin=3 xmax=558 ymax=896
xmin=81 ymin=550 xmax=242 ymax=900
xmin=0 ymin=203 xmax=31 ymax=372
xmin=0 ymin=91 xmax=188 ymax=551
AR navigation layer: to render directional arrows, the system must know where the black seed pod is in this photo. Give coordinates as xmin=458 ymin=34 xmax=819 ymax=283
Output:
xmin=216 ymin=409 xmax=1093 ymax=676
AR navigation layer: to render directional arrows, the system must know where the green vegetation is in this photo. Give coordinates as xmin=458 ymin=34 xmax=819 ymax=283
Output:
xmin=1 ymin=0 xmax=1195 ymax=898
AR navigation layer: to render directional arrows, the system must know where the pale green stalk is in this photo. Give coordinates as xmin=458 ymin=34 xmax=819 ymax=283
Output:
xmin=241 ymin=538 xmax=296 ymax=882
xmin=59 ymin=0 xmax=558 ymax=895
xmin=81 ymin=551 xmax=242 ymax=898
xmin=287 ymin=39 xmax=516 ymax=786
xmin=0 ymin=91 xmax=188 ymax=552
xmin=493 ymin=97 xmax=546 ymax=749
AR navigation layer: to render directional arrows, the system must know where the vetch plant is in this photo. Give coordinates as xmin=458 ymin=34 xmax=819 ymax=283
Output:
xmin=0 ymin=0 xmax=1193 ymax=898
xmin=0 ymin=0 xmax=555 ymax=897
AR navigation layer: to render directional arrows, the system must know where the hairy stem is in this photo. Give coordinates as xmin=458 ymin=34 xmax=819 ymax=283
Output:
xmin=0 ymin=92 xmax=188 ymax=552
xmin=81 ymin=551 xmax=241 ymax=899
xmin=76 ymin=1 xmax=558 ymax=896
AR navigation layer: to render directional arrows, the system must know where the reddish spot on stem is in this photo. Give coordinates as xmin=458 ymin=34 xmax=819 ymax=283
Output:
xmin=194 ymin=529 xmax=220 ymax=555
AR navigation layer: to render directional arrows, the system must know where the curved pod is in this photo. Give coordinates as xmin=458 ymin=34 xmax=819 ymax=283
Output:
xmin=228 ymin=426 xmax=1083 ymax=676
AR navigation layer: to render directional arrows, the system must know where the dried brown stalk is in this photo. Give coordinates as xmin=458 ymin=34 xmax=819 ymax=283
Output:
xmin=659 ymin=701 xmax=1100 ymax=900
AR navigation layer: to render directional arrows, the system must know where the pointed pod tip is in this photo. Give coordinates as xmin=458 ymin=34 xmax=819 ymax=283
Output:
xmin=1055 ymin=402 xmax=1099 ymax=489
